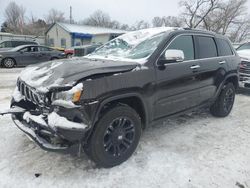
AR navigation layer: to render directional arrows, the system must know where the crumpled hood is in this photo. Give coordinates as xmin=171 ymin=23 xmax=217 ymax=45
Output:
xmin=19 ymin=57 xmax=139 ymax=92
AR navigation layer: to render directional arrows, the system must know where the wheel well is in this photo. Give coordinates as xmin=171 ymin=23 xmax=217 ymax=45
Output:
xmin=99 ymin=96 xmax=147 ymax=129
xmin=225 ymin=76 xmax=238 ymax=89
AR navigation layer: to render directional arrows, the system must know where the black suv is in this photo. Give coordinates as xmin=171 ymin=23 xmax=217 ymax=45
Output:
xmin=5 ymin=28 xmax=240 ymax=168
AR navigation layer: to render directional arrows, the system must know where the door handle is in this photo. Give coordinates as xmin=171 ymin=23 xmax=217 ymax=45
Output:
xmin=190 ymin=65 xmax=200 ymax=69
xmin=219 ymin=61 xmax=226 ymax=65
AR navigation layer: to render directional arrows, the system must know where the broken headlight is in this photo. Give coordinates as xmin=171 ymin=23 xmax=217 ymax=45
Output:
xmin=51 ymin=83 xmax=83 ymax=103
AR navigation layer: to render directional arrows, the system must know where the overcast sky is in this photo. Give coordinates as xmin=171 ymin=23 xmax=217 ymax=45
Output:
xmin=0 ymin=0 xmax=181 ymax=25
xmin=1 ymin=0 xmax=250 ymax=26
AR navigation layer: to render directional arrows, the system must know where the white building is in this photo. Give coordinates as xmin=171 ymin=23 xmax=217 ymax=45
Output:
xmin=45 ymin=22 xmax=126 ymax=49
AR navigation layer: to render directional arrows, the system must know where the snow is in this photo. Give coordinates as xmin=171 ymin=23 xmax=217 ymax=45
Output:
xmin=57 ymin=22 xmax=126 ymax=35
xmin=66 ymin=83 xmax=83 ymax=94
xmin=23 ymin=112 xmax=47 ymax=127
xmin=237 ymin=49 xmax=250 ymax=60
xmin=120 ymin=27 xmax=179 ymax=46
xmin=48 ymin=112 xmax=87 ymax=130
xmin=19 ymin=61 xmax=66 ymax=93
xmin=12 ymin=86 xmax=24 ymax=102
xmin=1 ymin=68 xmax=250 ymax=188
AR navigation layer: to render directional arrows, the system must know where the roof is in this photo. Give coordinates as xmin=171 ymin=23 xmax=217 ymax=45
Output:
xmin=46 ymin=22 xmax=127 ymax=35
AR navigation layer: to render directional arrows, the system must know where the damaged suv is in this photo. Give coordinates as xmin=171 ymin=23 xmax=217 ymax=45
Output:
xmin=3 ymin=27 xmax=240 ymax=168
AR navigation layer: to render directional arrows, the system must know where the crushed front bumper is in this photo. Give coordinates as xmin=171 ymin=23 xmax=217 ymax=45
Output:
xmin=9 ymin=103 xmax=91 ymax=151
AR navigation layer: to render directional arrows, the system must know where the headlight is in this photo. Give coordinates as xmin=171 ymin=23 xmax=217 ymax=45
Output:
xmin=52 ymin=83 xmax=83 ymax=103
xmin=0 ymin=55 xmax=2 ymax=58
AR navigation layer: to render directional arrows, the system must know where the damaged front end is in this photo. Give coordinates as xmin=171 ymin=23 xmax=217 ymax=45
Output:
xmin=5 ymin=79 xmax=93 ymax=151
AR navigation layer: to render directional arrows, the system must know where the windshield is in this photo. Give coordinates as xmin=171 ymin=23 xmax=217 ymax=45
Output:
xmin=88 ymin=28 xmax=171 ymax=60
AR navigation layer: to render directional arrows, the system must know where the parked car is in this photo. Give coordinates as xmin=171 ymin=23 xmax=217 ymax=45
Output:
xmin=3 ymin=28 xmax=240 ymax=168
xmin=237 ymin=49 xmax=250 ymax=88
xmin=0 ymin=40 xmax=38 ymax=51
xmin=236 ymin=42 xmax=250 ymax=51
xmin=74 ymin=44 xmax=102 ymax=57
xmin=64 ymin=47 xmax=74 ymax=58
xmin=0 ymin=45 xmax=66 ymax=68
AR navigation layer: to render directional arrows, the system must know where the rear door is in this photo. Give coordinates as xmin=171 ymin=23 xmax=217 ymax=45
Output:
xmin=194 ymin=35 xmax=228 ymax=103
xmin=15 ymin=46 xmax=35 ymax=65
xmin=153 ymin=35 xmax=202 ymax=119
xmin=38 ymin=47 xmax=53 ymax=62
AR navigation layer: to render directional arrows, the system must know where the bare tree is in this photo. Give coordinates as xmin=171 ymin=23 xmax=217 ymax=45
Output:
xmin=82 ymin=10 xmax=112 ymax=28
xmin=202 ymin=0 xmax=247 ymax=34
xmin=4 ymin=1 xmax=25 ymax=34
xmin=46 ymin=9 xmax=65 ymax=24
xmin=180 ymin=0 xmax=219 ymax=28
xmin=131 ymin=20 xmax=150 ymax=30
xmin=152 ymin=16 xmax=184 ymax=27
xmin=152 ymin=17 xmax=163 ymax=27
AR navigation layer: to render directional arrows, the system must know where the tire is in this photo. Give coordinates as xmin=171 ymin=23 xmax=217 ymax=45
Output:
xmin=85 ymin=105 xmax=142 ymax=168
xmin=210 ymin=82 xmax=235 ymax=117
xmin=2 ymin=58 xmax=15 ymax=68
xmin=66 ymin=54 xmax=73 ymax=58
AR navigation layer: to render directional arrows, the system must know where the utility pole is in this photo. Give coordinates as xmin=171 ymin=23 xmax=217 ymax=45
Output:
xmin=70 ymin=6 xmax=73 ymax=24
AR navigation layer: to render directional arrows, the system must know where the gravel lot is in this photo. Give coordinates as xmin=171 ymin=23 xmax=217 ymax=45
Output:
xmin=0 ymin=68 xmax=250 ymax=188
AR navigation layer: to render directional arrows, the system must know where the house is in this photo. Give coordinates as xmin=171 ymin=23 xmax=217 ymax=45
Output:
xmin=45 ymin=22 xmax=126 ymax=49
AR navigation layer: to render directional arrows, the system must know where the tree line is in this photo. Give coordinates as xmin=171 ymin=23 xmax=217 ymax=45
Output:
xmin=1 ymin=0 xmax=249 ymax=42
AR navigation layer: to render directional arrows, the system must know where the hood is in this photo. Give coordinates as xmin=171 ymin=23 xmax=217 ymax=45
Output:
xmin=19 ymin=57 xmax=139 ymax=93
xmin=237 ymin=49 xmax=250 ymax=60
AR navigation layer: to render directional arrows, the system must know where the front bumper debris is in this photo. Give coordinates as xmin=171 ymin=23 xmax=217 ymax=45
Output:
xmin=0 ymin=106 xmax=26 ymax=116
xmin=9 ymin=103 xmax=90 ymax=151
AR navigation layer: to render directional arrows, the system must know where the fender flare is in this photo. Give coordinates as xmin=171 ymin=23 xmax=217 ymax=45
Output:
xmin=93 ymin=92 xmax=149 ymax=127
xmin=215 ymin=73 xmax=238 ymax=98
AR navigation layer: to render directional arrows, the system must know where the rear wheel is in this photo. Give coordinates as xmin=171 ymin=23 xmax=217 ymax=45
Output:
xmin=66 ymin=54 xmax=73 ymax=58
xmin=3 ymin=58 xmax=15 ymax=68
xmin=85 ymin=105 xmax=142 ymax=168
xmin=210 ymin=82 xmax=235 ymax=117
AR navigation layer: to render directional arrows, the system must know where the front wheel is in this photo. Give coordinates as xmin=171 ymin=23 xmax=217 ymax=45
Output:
xmin=85 ymin=105 xmax=142 ymax=168
xmin=210 ymin=82 xmax=236 ymax=117
xmin=3 ymin=58 xmax=15 ymax=68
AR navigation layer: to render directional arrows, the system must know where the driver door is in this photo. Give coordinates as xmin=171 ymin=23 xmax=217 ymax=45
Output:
xmin=153 ymin=35 xmax=202 ymax=120
xmin=16 ymin=46 xmax=35 ymax=65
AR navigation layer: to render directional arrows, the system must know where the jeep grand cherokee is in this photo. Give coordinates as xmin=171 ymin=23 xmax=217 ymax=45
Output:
xmin=2 ymin=27 xmax=240 ymax=168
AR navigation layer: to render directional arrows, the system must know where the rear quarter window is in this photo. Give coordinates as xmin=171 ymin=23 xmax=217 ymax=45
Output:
xmin=217 ymin=38 xmax=234 ymax=56
xmin=196 ymin=36 xmax=217 ymax=59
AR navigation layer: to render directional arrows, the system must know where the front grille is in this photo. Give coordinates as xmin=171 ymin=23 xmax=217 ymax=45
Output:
xmin=17 ymin=79 xmax=45 ymax=106
xmin=240 ymin=61 xmax=250 ymax=75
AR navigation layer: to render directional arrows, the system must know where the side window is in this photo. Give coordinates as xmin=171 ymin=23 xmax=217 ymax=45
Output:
xmin=20 ymin=47 xmax=31 ymax=52
xmin=217 ymin=38 xmax=233 ymax=56
xmin=196 ymin=36 xmax=217 ymax=59
xmin=39 ymin=47 xmax=52 ymax=52
xmin=167 ymin=35 xmax=194 ymax=61
xmin=4 ymin=41 xmax=12 ymax=48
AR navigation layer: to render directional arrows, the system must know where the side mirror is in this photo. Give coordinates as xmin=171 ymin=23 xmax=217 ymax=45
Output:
xmin=158 ymin=49 xmax=185 ymax=66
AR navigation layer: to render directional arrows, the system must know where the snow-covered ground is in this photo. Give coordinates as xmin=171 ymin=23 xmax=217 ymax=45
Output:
xmin=0 ymin=68 xmax=250 ymax=188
